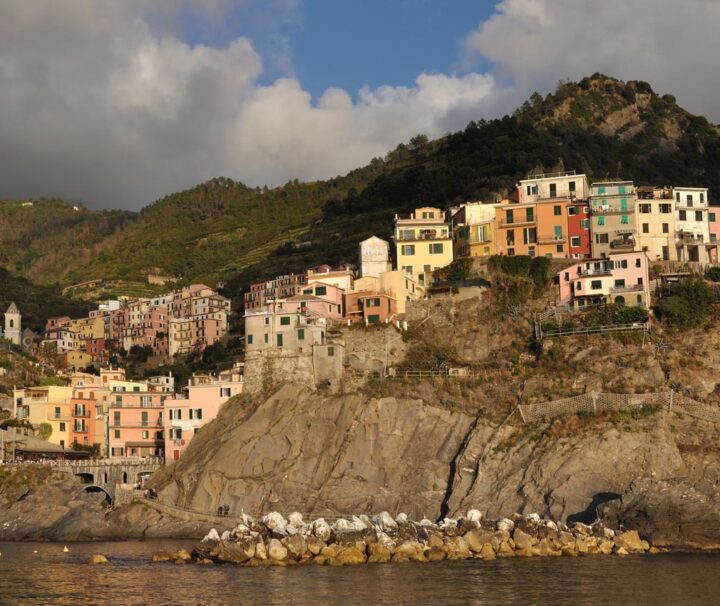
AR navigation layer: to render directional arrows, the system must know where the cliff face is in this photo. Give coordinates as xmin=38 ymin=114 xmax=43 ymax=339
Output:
xmin=159 ymin=385 xmax=474 ymax=519
xmin=156 ymin=385 xmax=720 ymax=549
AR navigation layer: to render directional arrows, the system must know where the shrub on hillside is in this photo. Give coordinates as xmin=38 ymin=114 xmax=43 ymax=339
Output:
xmin=705 ymin=267 xmax=720 ymax=282
xmin=654 ymin=279 xmax=715 ymax=328
xmin=489 ymin=255 xmax=551 ymax=293
xmin=433 ymin=258 xmax=472 ymax=282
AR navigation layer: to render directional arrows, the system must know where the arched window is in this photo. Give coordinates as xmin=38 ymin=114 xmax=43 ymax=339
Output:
xmin=614 ymin=296 xmax=625 ymax=305
xmin=9 ymin=320 xmax=13 ymax=328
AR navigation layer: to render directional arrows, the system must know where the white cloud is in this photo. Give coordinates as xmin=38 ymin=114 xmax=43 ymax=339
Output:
xmin=0 ymin=2 xmax=504 ymax=209
xmin=463 ymin=0 xmax=720 ymax=121
xmin=0 ymin=0 xmax=716 ymax=210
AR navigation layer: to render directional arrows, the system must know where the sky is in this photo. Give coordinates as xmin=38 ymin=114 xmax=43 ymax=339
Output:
xmin=0 ymin=0 xmax=719 ymax=210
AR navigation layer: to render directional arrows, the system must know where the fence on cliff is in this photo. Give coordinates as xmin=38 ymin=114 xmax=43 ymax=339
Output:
xmin=517 ymin=391 xmax=720 ymax=425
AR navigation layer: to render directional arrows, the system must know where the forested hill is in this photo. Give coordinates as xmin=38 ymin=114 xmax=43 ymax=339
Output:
xmin=1 ymin=74 xmax=719 ymax=303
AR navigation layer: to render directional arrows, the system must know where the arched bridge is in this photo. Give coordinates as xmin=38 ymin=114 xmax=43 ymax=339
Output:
xmin=36 ymin=459 xmax=163 ymax=505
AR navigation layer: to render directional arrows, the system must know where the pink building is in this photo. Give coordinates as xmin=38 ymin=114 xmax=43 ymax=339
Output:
xmin=558 ymin=251 xmax=650 ymax=308
xmin=164 ymin=364 xmax=243 ymax=461
xmin=286 ymin=281 xmax=345 ymax=319
xmin=108 ymin=391 xmax=166 ymax=458
xmin=709 ymin=207 xmax=719 ymax=263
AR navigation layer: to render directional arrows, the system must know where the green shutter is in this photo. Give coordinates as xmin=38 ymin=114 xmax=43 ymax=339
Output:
xmin=620 ymin=198 xmax=628 ymax=211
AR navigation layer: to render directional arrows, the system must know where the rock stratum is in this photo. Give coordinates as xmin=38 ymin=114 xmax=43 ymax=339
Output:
xmin=1 ymin=384 xmax=719 ymax=549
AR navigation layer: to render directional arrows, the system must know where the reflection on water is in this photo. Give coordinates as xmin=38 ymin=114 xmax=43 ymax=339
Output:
xmin=0 ymin=541 xmax=718 ymax=605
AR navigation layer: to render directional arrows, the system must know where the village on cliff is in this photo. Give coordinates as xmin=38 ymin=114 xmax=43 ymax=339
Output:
xmin=1 ymin=170 xmax=719 ymax=469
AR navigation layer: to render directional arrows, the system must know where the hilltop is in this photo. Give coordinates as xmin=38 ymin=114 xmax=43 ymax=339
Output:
xmin=1 ymin=74 xmax=719 ymax=302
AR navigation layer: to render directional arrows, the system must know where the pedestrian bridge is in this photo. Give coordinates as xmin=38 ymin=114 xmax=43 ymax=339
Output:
xmin=10 ymin=459 xmax=164 ymax=504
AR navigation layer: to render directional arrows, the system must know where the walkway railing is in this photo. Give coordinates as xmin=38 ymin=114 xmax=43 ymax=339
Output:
xmin=517 ymin=391 xmax=720 ymax=424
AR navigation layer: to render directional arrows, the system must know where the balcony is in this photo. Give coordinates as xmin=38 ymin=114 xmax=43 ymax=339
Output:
xmin=676 ymin=234 xmax=705 ymax=245
xmin=397 ymin=231 xmax=450 ymax=241
xmin=610 ymin=239 xmax=636 ymax=250
xmin=535 ymin=190 xmax=578 ymax=202
xmin=538 ymin=235 xmax=566 ymax=245
xmin=499 ymin=217 xmax=536 ymax=227
xmin=610 ymin=284 xmax=644 ymax=293
xmin=592 ymin=206 xmax=634 ymax=216
xmin=578 ymin=267 xmax=612 ymax=277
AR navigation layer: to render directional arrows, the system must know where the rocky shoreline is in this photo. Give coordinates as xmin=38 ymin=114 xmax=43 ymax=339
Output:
xmin=151 ymin=510 xmax=664 ymax=567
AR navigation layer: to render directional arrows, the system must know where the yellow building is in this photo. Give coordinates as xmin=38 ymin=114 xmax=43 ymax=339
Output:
xmin=66 ymin=350 xmax=93 ymax=370
xmin=451 ymin=202 xmax=498 ymax=258
xmin=636 ymin=186 xmax=675 ymax=262
xmin=13 ymin=385 xmax=73 ymax=448
xmin=69 ymin=316 xmax=104 ymax=341
xmin=394 ymin=207 xmax=453 ymax=285
xmin=350 ymin=270 xmax=425 ymax=315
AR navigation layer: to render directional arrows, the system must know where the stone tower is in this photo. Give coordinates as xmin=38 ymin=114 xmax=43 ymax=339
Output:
xmin=4 ymin=302 xmax=21 ymax=346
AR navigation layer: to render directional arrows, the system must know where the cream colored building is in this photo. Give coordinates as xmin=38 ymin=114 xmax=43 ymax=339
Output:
xmin=673 ymin=187 xmax=714 ymax=263
xmin=359 ymin=236 xmax=391 ymax=278
xmin=350 ymin=270 xmax=424 ymax=315
xmin=13 ymin=385 xmax=73 ymax=448
xmin=451 ymin=202 xmax=499 ymax=258
xmin=394 ymin=207 xmax=453 ymax=285
xmin=636 ymin=186 xmax=675 ymax=261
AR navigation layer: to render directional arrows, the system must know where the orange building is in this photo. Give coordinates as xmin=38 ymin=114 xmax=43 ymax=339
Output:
xmin=495 ymin=202 xmax=538 ymax=256
xmin=70 ymin=396 xmax=98 ymax=449
xmin=344 ymin=292 xmax=398 ymax=325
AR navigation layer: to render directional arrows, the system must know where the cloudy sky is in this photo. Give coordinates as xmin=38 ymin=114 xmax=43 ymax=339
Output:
xmin=0 ymin=0 xmax=717 ymax=210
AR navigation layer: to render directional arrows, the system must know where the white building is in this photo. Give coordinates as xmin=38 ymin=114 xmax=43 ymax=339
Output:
xmin=359 ymin=236 xmax=391 ymax=278
xmin=673 ymin=187 xmax=714 ymax=263
xmin=3 ymin=302 xmax=22 ymax=346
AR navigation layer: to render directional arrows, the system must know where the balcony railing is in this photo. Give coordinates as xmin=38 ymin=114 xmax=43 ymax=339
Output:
xmin=610 ymin=239 xmax=636 ymax=250
xmin=610 ymin=284 xmax=644 ymax=293
xmin=592 ymin=207 xmax=634 ymax=215
xmin=538 ymin=235 xmax=566 ymax=244
xmin=499 ymin=217 xmax=535 ymax=227
xmin=677 ymin=234 xmax=705 ymax=245
xmin=578 ymin=267 xmax=612 ymax=277
xmin=396 ymin=232 xmax=450 ymax=241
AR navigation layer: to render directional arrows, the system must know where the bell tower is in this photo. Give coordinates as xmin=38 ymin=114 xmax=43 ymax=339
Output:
xmin=4 ymin=302 xmax=21 ymax=346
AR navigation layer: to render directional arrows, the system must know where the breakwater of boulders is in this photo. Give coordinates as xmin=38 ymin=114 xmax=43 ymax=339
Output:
xmin=150 ymin=510 xmax=663 ymax=566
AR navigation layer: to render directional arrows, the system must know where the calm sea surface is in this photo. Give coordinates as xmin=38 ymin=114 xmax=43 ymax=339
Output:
xmin=0 ymin=540 xmax=717 ymax=605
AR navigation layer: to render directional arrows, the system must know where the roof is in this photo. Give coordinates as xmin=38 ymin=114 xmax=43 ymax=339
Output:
xmin=5 ymin=301 xmax=19 ymax=314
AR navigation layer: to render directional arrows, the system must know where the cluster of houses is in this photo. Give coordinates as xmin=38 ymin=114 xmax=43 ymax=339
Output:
xmin=11 ymin=363 xmax=243 ymax=461
xmin=243 ymin=171 xmax=719 ymax=348
xmin=40 ymin=284 xmax=230 ymax=368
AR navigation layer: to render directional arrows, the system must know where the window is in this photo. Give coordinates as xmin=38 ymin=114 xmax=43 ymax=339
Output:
xmin=614 ymin=279 xmax=626 ymax=287
xmin=687 ymin=194 xmax=693 ymax=204
xmin=366 ymin=298 xmax=381 ymax=307
xmin=662 ymin=246 xmax=669 ymax=261
xmin=569 ymin=181 xmax=576 ymax=193
xmin=576 ymin=281 xmax=582 ymax=291
xmin=642 ymin=223 xmax=649 ymax=233
xmin=527 ymin=246 xmax=535 ymax=257
xmin=620 ymin=198 xmax=628 ymax=212
xmin=525 ymin=208 xmax=534 ymax=222
xmin=247 ymin=334 xmax=253 ymax=345
xmin=556 ymin=244 xmax=564 ymax=253
xmin=596 ymin=233 xmax=609 ymax=244
xmin=264 ymin=317 xmax=270 ymax=325
xmin=142 ymin=431 xmax=149 ymax=439
xmin=619 ymin=185 xmax=626 ymax=195
xmin=424 ymin=264 xmax=431 ymax=273
xmin=568 ymin=206 xmax=577 ymax=216
xmin=597 ymin=216 xmax=605 ymax=226
xmin=581 ymin=219 xmax=590 ymax=229
xmin=700 ymin=193 xmax=705 ymax=203
xmin=523 ymin=227 xmax=536 ymax=244
xmin=59 ymin=422 xmax=66 ymax=432
xmin=114 ymin=411 xmax=120 ymax=426
xmin=297 ymin=328 xmax=305 ymax=340
xmin=679 ymin=210 xmax=687 ymax=221
xmin=564 ymin=272 xmax=570 ymax=281
xmin=506 ymin=230 xmax=515 ymax=245
xmin=676 ymin=192 xmax=680 ymax=202
xmin=401 ymin=245 xmax=415 ymax=256
xmin=114 ymin=430 xmax=120 ymax=439
xmin=636 ymin=258 xmax=642 ymax=268
xmin=591 ymin=280 xmax=602 ymax=290
xmin=302 ymin=288 xmax=313 ymax=295
xmin=571 ymin=236 xmax=581 ymax=247
xmin=554 ymin=225 xmax=563 ymax=239
xmin=277 ymin=334 xmax=283 ymax=347
xmin=141 ymin=411 xmax=148 ymax=427
xmin=553 ymin=205 xmax=561 ymax=216
xmin=402 ymin=265 xmax=413 ymax=275
xmin=597 ymin=186 xmax=606 ymax=195
xmin=660 ymin=204 xmax=671 ymax=213
xmin=662 ymin=223 xmax=669 ymax=234
xmin=327 ymin=346 xmax=335 ymax=357
xmin=367 ymin=314 xmax=380 ymax=324
xmin=696 ymin=211 xmax=703 ymax=222
xmin=429 ymin=243 xmax=444 ymax=254
xmin=280 ymin=316 xmax=290 ymax=326
xmin=620 ymin=260 xmax=628 ymax=269
xmin=621 ymin=215 xmax=629 ymax=225
xmin=133 ymin=386 xmax=140 ymax=392
xmin=710 ymin=213 xmax=716 ymax=222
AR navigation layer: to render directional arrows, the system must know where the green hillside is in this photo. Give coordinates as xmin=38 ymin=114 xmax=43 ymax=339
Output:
xmin=0 ymin=268 xmax=93 ymax=331
xmin=1 ymin=74 xmax=719 ymax=306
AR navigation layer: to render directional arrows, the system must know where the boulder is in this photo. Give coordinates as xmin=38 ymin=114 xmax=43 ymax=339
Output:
xmin=334 ymin=546 xmax=366 ymax=566
xmin=479 ymin=544 xmax=496 ymax=560
xmin=255 ymin=541 xmax=267 ymax=560
xmin=217 ymin=542 xmax=251 ymax=564
xmin=614 ymin=530 xmax=646 ymax=552
xmin=466 ymin=509 xmax=482 ymax=523
xmin=497 ymin=518 xmax=515 ymax=533
xmin=306 ymin=536 xmax=325 ymax=555
xmin=373 ymin=512 xmax=398 ymax=534
xmin=89 ymin=554 xmax=108 ymax=565
xmin=267 ymin=538 xmax=288 ymax=561
xmin=367 ymin=541 xmax=392 ymax=563
xmin=443 ymin=536 xmax=472 ymax=560
xmin=312 ymin=519 xmax=332 ymax=541
xmin=288 ymin=512 xmax=304 ymax=527
xmin=263 ymin=512 xmax=287 ymax=532
xmin=283 ymin=534 xmax=307 ymax=560
xmin=202 ymin=528 xmax=220 ymax=543
xmin=393 ymin=540 xmax=426 ymax=562
xmin=172 ymin=549 xmax=192 ymax=562
xmin=512 ymin=528 xmax=535 ymax=551
xmin=152 ymin=551 xmax=172 ymax=562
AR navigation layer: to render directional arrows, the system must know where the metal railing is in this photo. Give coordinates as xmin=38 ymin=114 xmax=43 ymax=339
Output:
xmin=499 ymin=217 xmax=535 ymax=227
xmin=609 ymin=284 xmax=644 ymax=293
xmin=538 ymin=235 xmax=566 ymax=244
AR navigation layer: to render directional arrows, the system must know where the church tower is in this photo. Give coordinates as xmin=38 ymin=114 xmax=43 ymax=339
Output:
xmin=4 ymin=302 xmax=21 ymax=346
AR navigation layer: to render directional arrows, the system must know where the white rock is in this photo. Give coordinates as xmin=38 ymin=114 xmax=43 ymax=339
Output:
xmin=202 ymin=528 xmax=220 ymax=543
xmin=602 ymin=527 xmax=616 ymax=539
xmin=466 ymin=509 xmax=483 ymax=523
xmin=232 ymin=523 xmax=251 ymax=536
xmin=285 ymin=525 xmax=298 ymax=536
xmin=419 ymin=518 xmax=434 ymax=527
xmin=312 ymin=519 xmax=332 ymax=541
xmin=526 ymin=513 xmax=541 ymax=523
xmin=333 ymin=518 xmax=352 ymax=531
xmin=395 ymin=513 xmax=408 ymax=524
xmin=240 ymin=513 xmax=256 ymax=527
xmin=358 ymin=515 xmax=373 ymax=528
xmin=255 ymin=541 xmax=267 ymax=560
xmin=262 ymin=512 xmax=287 ymax=532
xmin=497 ymin=518 xmax=515 ymax=532
xmin=351 ymin=515 xmax=368 ymax=530
xmin=221 ymin=530 xmax=231 ymax=541
xmin=377 ymin=531 xmax=396 ymax=550
xmin=544 ymin=520 xmax=559 ymax=531
xmin=288 ymin=512 xmax=304 ymax=527
xmin=440 ymin=517 xmax=458 ymax=529
xmin=373 ymin=512 xmax=398 ymax=533
xmin=267 ymin=538 xmax=288 ymax=561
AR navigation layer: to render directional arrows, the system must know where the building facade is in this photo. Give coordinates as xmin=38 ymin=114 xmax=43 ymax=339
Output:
xmin=394 ymin=207 xmax=453 ymax=284
xmin=589 ymin=181 xmax=637 ymax=258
